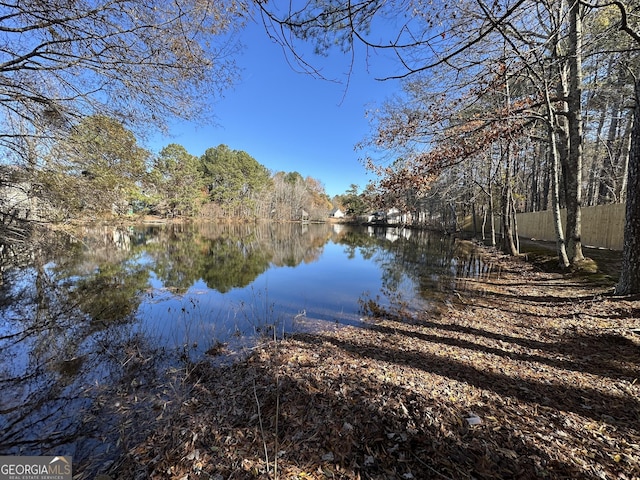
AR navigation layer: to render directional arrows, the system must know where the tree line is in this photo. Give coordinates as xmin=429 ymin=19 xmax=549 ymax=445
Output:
xmin=22 ymin=115 xmax=332 ymax=222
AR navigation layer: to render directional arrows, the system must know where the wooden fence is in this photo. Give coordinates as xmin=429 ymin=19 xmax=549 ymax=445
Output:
xmin=466 ymin=203 xmax=625 ymax=251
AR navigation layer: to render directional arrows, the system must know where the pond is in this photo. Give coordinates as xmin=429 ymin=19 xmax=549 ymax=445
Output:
xmin=0 ymin=221 xmax=490 ymax=475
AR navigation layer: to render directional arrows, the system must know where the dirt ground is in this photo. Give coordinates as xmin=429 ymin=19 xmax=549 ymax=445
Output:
xmin=106 ymin=248 xmax=640 ymax=480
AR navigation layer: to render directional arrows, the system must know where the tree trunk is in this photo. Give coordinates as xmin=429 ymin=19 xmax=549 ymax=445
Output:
xmin=541 ymin=152 xmax=550 ymax=211
xmin=616 ymin=78 xmax=640 ymax=295
xmin=487 ymin=154 xmax=497 ymax=247
xmin=547 ymin=104 xmax=571 ymax=267
xmin=501 ymin=72 xmax=517 ymax=256
xmin=472 ymin=202 xmax=478 ymax=238
xmin=598 ymin=94 xmax=623 ymax=203
xmin=565 ymin=0 xmax=585 ymax=263
xmin=530 ymin=144 xmax=541 ymax=211
xmin=543 ymin=78 xmax=571 ymax=268
xmin=501 ymin=146 xmax=518 ymax=256
xmin=481 ymin=205 xmax=487 ymax=241
xmin=586 ymin=100 xmax=607 ymax=206
xmin=617 ymin=114 xmax=632 ymax=203
xmin=488 ymin=186 xmax=496 ymax=247
xmin=511 ymin=193 xmax=520 ymax=253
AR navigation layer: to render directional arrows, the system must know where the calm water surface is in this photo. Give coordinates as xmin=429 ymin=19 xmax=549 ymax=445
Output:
xmin=0 ymin=221 xmax=489 ymax=474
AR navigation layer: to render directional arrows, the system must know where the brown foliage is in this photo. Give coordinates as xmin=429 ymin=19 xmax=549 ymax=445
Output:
xmin=366 ymin=71 xmax=539 ymax=201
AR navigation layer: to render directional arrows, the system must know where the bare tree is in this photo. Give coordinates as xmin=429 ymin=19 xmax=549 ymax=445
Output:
xmin=0 ymin=0 xmax=241 ymax=161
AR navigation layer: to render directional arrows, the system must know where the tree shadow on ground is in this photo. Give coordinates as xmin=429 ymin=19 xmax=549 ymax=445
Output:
xmin=369 ymin=274 xmax=640 ymax=382
xmin=360 ymin=321 xmax=640 ymax=381
xmin=293 ymin=332 xmax=639 ymax=431
xmin=111 ymin=340 xmax=612 ymax=480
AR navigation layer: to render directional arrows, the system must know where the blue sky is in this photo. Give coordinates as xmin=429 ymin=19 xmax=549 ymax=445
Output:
xmin=150 ymin=20 xmax=400 ymax=198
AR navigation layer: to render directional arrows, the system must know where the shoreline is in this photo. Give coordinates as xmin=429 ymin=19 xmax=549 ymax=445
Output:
xmin=89 ymin=247 xmax=639 ymax=479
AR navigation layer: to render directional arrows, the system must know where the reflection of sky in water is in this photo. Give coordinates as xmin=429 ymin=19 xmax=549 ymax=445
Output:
xmin=136 ymin=240 xmax=389 ymax=355
xmin=0 ymin=223 xmax=473 ymax=470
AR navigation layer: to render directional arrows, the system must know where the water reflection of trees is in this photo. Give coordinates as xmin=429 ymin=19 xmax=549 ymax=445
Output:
xmin=0 ymin=221 xmax=336 ymax=468
xmin=337 ymin=227 xmax=487 ymax=312
xmin=333 ymin=227 xmax=380 ymax=260
xmin=198 ymin=221 xmax=328 ymax=267
xmin=2 ymin=222 xmax=334 ymax=331
xmin=382 ymin=229 xmax=462 ymax=295
xmin=0 ymin=224 xmax=176 ymax=468
xmin=148 ymin=222 xmax=330 ymax=293
xmin=0 ymin=227 xmax=146 ymax=467
xmin=0 ymin=221 xmax=484 ymax=476
xmin=144 ymin=223 xmax=206 ymax=293
xmin=70 ymin=260 xmax=150 ymax=323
